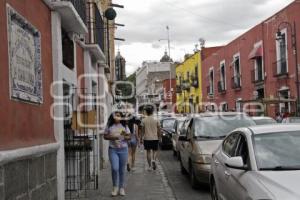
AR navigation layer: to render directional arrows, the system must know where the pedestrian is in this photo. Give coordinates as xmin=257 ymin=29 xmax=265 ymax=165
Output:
xmin=140 ymin=106 xmax=161 ymax=171
xmin=104 ymin=111 xmax=131 ymax=197
xmin=275 ymin=112 xmax=283 ymax=123
xmin=126 ymin=113 xmax=140 ymax=172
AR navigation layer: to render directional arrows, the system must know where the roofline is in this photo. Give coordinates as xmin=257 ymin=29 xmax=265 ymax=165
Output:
xmin=205 ymin=0 xmax=299 ymax=58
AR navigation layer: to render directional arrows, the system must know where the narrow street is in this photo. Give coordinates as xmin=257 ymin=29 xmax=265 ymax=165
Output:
xmin=159 ymin=150 xmax=211 ymax=200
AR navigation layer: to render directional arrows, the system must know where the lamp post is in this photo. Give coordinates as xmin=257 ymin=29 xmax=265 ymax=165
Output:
xmin=159 ymin=26 xmax=173 ymax=111
xmin=276 ymin=21 xmax=299 ymax=116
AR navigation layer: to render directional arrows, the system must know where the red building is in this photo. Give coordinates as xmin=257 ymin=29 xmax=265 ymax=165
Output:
xmin=202 ymin=1 xmax=300 ymax=117
xmin=162 ymin=79 xmax=177 ymax=111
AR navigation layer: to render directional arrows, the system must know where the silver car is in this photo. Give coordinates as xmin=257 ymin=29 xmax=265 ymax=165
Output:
xmin=252 ymin=116 xmax=276 ymax=125
xmin=171 ymin=117 xmax=185 ymax=157
xmin=178 ymin=112 xmax=255 ymax=188
xmin=210 ymin=124 xmax=300 ymax=200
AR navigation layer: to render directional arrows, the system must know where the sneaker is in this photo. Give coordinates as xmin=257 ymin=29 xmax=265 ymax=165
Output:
xmin=119 ymin=188 xmax=126 ymax=196
xmin=147 ymin=166 xmax=153 ymax=171
xmin=111 ymin=187 xmax=118 ymax=197
xmin=152 ymin=160 xmax=157 ymax=170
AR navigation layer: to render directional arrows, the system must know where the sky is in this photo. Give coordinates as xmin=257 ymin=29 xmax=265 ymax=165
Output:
xmin=113 ymin=0 xmax=294 ymax=76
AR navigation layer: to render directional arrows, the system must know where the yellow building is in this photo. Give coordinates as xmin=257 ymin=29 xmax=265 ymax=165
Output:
xmin=176 ymin=51 xmax=202 ymax=113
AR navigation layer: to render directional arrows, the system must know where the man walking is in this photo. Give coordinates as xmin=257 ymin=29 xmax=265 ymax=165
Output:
xmin=141 ymin=106 xmax=161 ymax=171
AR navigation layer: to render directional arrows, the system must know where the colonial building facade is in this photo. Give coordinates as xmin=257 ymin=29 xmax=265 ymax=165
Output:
xmin=0 ymin=0 xmax=116 ymax=199
xmin=202 ymin=1 xmax=300 ymax=117
xmin=136 ymin=52 xmax=176 ymax=112
xmin=176 ymin=48 xmax=221 ymax=113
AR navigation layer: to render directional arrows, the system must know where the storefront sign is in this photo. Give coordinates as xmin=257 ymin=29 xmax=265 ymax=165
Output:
xmin=7 ymin=5 xmax=43 ymax=104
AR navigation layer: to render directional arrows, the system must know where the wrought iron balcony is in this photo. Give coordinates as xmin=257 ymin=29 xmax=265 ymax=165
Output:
xmin=273 ymin=59 xmax=288 ymax=78
xmin=85 ymin=3 xmax=105 ymax=52
xmin=63 ymin=0 xmax=87 ymax=26
xmin=191 ymin=76 xmax=199 ymax=88
xmin=231 ymin=75 xmax=242 ymax=89
xmin=217 ymin=81 xmax=226 ymax=93
xmin=251 ymin=69 xmax=264 ymax=84
xmin=176 ymin=85 xmax=182 ymax=93
xmin=181 ymin=80 xmax=190 ymax=91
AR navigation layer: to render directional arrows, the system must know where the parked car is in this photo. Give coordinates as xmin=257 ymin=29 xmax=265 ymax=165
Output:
xmin=210 ymin=124 xmax=300 ymax=200
xmin=171 ymin=117 xmax=186 ymax=156
xmin=178 ymin=112 xmax=255 ymax=188
xmin=252 ymin=116 xmax=277 ymax=125
xmin=282 ymin=117 xmax=300 ymax=123
xmin=159 ymin=117 xmax=176 ymax=149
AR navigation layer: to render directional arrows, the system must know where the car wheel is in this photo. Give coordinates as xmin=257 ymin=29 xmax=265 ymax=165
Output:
xmin=190 ymin=164 xmax=199 ymax=189
xmin=210 ymin=178 xmax=219 ymax=200
xmin=180 ymin=158 xmax=187 ymax=175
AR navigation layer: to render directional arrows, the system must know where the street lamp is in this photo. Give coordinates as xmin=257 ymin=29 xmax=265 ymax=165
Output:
xmin=158 ymin=26 xmax=173 ymax=111
xmin=276 ymin=21 xmax=299 ymax=116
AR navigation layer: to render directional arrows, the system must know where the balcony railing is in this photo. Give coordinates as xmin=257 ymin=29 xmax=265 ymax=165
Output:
xmin=231 ymin=75 xmax=241 ymax=89
xmin=86 ymin=3 xmax=105 ymax=52
xmin=63 ymin=0 xmax=87 ymax=26
xmin=176 ymin=85 xmax=182 ymax=93
xmin=191 ymin=76 xmax=199 ymax=88
xmin=218 ymin=81 xmax=226 ymax=93
xmin=251 ymin=69 xmax=264 ymax=84
xmin=182 ymin=80 xmax=190 ymax=91
xmin=94 ymin=4 xmax=105 ymax=52
xmin=273 ymin=59 xmax=288 ymax=77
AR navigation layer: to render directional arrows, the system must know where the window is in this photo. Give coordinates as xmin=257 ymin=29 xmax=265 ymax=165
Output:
xmin=276 ymin=29 xmax=288 ymax=74
xmin=222 ymin=133 xmax=240 ymax=157
xmin=219 ymin=61 xmax=226 ymax=91
xmin=233 ymin=54 xmax=241 ymax=88
xmin=235 ymin=135 xmax=249 ymax=165
xmin=278 ymin=89 xmax=291 ymax=113
xmin=255 ymin=56 xmax=264 ymax=82
xmin=62 ymin=28 xmax=74 ymax=70
xmin=220 ymin=102 xmax=228 ymax=112
xmin=236 ymin=98 xmax=242 ymax=112
xmin=209 ymin=68 xmax=214 ymax=94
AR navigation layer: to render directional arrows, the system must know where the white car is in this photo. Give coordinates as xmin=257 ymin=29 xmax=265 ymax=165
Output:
xmin=210 ymin=124 xmax=300 ymax=200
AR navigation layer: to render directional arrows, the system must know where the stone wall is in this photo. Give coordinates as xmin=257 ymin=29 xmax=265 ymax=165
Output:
xmin=0 ymin=152 xmax=57 ymax=200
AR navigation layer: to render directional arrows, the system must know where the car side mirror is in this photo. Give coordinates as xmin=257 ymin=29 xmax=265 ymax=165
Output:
xmin=178 ymin=135 xmax=189 ymax=141
xmin=225 ymin=157 xmax=247 ymax=170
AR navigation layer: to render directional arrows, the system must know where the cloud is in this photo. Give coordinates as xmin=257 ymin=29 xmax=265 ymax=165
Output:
xmin=114 ymin=0 xmax=294 ymax=76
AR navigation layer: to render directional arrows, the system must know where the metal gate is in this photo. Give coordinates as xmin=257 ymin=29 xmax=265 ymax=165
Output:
xmin=64 ymin=87 xmax=98 ymax=199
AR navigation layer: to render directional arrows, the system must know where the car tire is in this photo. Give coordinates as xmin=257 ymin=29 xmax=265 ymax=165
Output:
xmin=210 ymin=178 xmax=219 ymax=200
xmin=189 ymin=164 xmax=200 ymax=189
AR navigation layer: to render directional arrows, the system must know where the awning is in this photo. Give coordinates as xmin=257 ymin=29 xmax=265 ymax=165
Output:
xmin=248 ymin=45 xmax=263 ymax=59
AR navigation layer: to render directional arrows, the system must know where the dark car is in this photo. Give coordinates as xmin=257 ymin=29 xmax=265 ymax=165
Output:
xmin=159 ymin=117 xmax=176 ymax=149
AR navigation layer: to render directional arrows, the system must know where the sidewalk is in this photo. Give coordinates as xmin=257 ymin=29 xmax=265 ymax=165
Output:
xmin=86 ymin=149 xmax=176 ymax=200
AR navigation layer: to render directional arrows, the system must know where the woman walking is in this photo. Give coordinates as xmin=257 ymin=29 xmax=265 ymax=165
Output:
xmin=126 ymin=114 xmax=140 ymax=171
xmin=104 ymin=111 xmax=131 ymax=197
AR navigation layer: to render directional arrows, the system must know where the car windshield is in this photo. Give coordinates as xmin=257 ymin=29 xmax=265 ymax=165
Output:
xmin=194 ymin=115 xmax=255 ymax=138
xmin=162 ymin=119 xmax=175 ymax=128
xmin=254 ymin=131 xmax=300 ymax=170
xmin=254 ymin=118 xmax=276 ymax=125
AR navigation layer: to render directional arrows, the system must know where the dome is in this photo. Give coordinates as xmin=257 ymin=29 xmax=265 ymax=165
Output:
xmin=160 ymin=51 xmax=173 ymax=62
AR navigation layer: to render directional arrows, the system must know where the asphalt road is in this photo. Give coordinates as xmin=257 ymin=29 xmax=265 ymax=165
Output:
xmin=159 ymin=150 xmax=211 ymax=200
